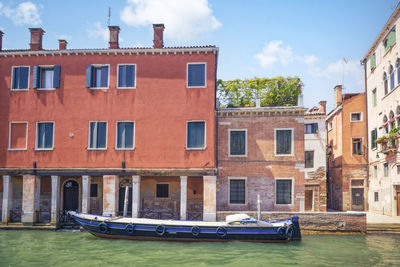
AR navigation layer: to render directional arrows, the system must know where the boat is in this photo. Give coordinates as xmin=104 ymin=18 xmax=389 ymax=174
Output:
xmin=68 ymin=211 xmax=301 ymax=242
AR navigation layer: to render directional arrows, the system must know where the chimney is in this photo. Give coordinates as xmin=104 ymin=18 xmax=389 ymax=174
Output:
xmin=319 ymin=101 xmax=327 ymax=114
xmin=0 ymin=31 xmax=3 ymax=51
xmin=153 ymin=24 xmax=165 ymax=48
xmin=108 ymin=26 xmax=120 ymax=49
xmin=58 ymin=40 xmax=67 ymax=50
xmin=29 ymin=28 xmax=45 ymax=51
xmin=334 ymin=85 xmax=343 ymax=107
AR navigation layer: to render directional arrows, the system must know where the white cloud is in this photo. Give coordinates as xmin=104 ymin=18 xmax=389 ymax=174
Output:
xmin=254 ymin=40 xmax=294 ymax=68
xmin=0 ymin=1 xmax=41 ymax=26
xmin=56 ymin=34 xmax=72 ymax=40
xmin=310 ymin=59 xmax=363 ymax=86
xmin=87 ymin=22 xmax=108 ymax=42
xmin=120 ymin=0 xmax=221 ymax=42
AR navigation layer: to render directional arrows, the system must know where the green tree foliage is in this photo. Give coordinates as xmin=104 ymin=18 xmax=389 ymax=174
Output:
xmin=217 ymin=77 xmax=303 ymax=108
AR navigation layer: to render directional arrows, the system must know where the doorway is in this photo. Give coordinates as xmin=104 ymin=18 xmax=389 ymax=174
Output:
xmin=118 ymin=179 xmax=132 ymax=216
xmin=351 ymin=188 xmax=364 ymax=211
xmin=63 ymin=180 xmax=79 ymax=212
xmin=397 ymin=192 xmax=400 ymax=216
xmin=305 ymin=190 xmax=313 ymax=211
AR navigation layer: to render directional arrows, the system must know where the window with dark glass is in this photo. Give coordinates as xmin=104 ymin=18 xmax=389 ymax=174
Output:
xmin=276 ymin=179 xmax=292 ymax=204
xmin=352 ymin=138 xmax=362 ymax=155
xmin=89 ymin=122 xmax=107 ymax=149
xmin=187 ymin=63 xmax=205 ymax=87
xmin=305 ymin=151 xmax=314 ymax=168
xmin=116 ymin=122 xmax=134 ymax=149
xmin=33 ymin=66 xmax=61 ymax=89
xmin=371 ymin=129 xmax=377 ymax=149
xmin=118 ymin=65 xmax=136 ymax=88
xmin=374 ymin=192 xmax=379 ymax=202
xmin=372 ymin=89 xmax=377 ymax=107
xmin=384 ymin=163 xmax=389 ymax=177
xmin=276 ymin=129 xmax=292 ymax=155
xmin=156 ymin=184 xmax=169 ymax=198
xmin=90 ymin=184 xmax=98 ymax=197
xmin=390 ymin=65 xmax=395 ymax=90
xmin=187 ymin=121 xmax=205 ymax=149
xmin=384 ymin=72 xmax=388 ymax=95
xmin=36 ymin=122 xmax=54 ymax=150
xmin=351 ymin=113 xmax=362 ymax=122
xmin=229 ymin=179 xmax=246 ymax=204
xmin=304 ymin=123 xmax=318 ymax=134
xmin=86 ymin=65 xmax=109 ymax=88
xmin=11 ymin=66 xmax=29 ymax=90
xmin=229 ymin=130 xmax=246 ymax=156
xmin=397 ymin=58 xmax=400 ymax=85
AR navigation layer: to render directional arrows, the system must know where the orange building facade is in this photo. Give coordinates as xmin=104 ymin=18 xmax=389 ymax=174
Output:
xmin=0 ymin=25 xmax=218 ymax=225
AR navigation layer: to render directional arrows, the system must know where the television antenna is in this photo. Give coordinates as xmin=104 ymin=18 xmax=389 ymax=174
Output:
xmin=108 ymin=7 xmax=111 ymax=26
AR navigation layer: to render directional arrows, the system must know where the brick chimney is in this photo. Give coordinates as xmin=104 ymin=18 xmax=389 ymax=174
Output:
xmin=0 ymin=31 xmax=4 ymax=51
xmin=319 ymin=101 xmax=327 ymax=114
xmin=334 ymin=85 xmax=343 ymax=107
xmin=29 ymin=28 xmax=45 ymax=51
xmin=58 ymin=40 xmax=67 ymax=50
xmin=153 ymin=24 xmax=165 ymax=48
xmin=108 ymin=26 xmax=120 ymax=49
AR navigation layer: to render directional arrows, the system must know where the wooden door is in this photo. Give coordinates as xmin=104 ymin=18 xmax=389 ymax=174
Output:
xmin=351 ymin=188 xmax=364 ymax=211
xmin=305 ymin=190 xmax=313 ymax=211
xmin=397 ymin=192 xmax=400 ymax=216
xmin=63 ymin=180 xmax=79 ymax=211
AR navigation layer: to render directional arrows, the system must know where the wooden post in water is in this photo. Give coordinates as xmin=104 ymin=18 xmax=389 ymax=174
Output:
xmin=257 ymin=193 xmax=261 ymax=220
xmin=123 ymin=185 xmax=129 ymax=217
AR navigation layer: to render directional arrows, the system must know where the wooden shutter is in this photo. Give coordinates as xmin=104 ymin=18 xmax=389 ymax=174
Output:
xmin=53 ymin=65 xmax=61 ymax=88
xmin=85 ymin=65 xmax=93 ymax=88
xmin=32 ymin=66 xmax=41 ymax=88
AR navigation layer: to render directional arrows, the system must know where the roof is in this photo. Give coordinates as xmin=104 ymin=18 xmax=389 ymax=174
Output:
xmin=305 ymin=106 xmax=325 ymax=116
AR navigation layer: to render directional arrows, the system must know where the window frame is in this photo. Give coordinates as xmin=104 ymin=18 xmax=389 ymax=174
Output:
xmin=116 ymin=64 xmax=137 ymax=89
xmin=350 ymin=112 xmax=363 ymax=122
xmin=275 ymin=178 xmax=294 ymax=205
xmin=228 ymin=129 xmax=248 ymax=157
xmin=186 ymin=62 xmax=207 ymax=88
xmin=374 ymin=192 xmax=379 ymax=202
xmin=274 ymin=128 xmax=294 ymax=156
xmin=88 ymin=121 xmax=108 ymax=150
xmin=372 ymin=89 xmax=377 ymax=107
xmin=8 ymin=121 xmax=28 ymax=151
xmin=186 ymin=120 xmax=206 ymax=150
xmin=35 ymin=121 xmax=55 ymax=151
xmin=305 ymin=150 xmax=314 ymax=168
xmin=10 ymin=66 xmax=30 ymax=91
xmin=36 ymin=65 xmax=57 ymax=91
xmin=384 ymin=163 xmax=389 ymax=177
xmin=89 ymin=64 xmax=110 ymax=89
xmin=155 ymin=183 xmax=170 ymax=199
xmin=304 ymin=123 xmax=318 ymax=134
xmin=371 ymin=128 xmax=377 ymax=150
xmin=115 ymin=121 xmax=135 ymax=150
xmin=351 ymin=137 xmax=363 ymax=156
xmin=228 ymin=177 xmax=247 ymax=205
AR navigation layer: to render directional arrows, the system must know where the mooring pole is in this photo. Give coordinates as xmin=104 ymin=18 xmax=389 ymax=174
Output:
xmin=257 ymin=193 xmax=261 ymax=220
xmin=123 ymin=185 xmax=129 ymax=217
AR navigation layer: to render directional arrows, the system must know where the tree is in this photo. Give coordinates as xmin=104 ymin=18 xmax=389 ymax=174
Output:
xmin=217 ymin=77 xmax=303 ymax=108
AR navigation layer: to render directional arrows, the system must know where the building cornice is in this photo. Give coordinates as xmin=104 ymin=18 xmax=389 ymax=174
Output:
xmin=216 ymin=106 xmax=307 ymax=117
xmin=326 ymin=105 xmax=342 ymax=121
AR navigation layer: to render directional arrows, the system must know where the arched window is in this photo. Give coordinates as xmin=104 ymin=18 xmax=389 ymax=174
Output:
xmin=396 ymin=58 xmax=400 ymax=85
xmin=383 ymin=115 xmax=389 ymax=134
xmin=390 ymin=65 xmax=395 ymax=90
xmin=383 ymin=72 xmax=388 ymax=95
xmin=389 ymin=110 xmax=395 ymax=130
xmin=396 ymin=105 xmax=400 ymax=127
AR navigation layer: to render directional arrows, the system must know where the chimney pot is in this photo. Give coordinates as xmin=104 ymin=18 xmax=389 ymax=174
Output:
xmin=58 ymin=39 xmax=68 ymax=50
xmin=108 ymin=26 xmax=120 ymax=49
xmin=29 ymin=28 xmax=45 ymax=51
xmin=0 ymin=31 xmax=4 ymax=51
xmin=334 ymin=85 xmax=343 ymax=108
xmin=153 ymin=24 xmax=165 ymax=48
xmin=319 ymin=101 xmax=327 ymax=114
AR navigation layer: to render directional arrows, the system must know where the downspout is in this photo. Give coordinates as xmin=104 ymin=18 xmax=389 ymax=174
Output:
xmin=362 ymin=59 xmax=370 ymax=212
xmin=214 ymin=49 xmax=219 ymax=176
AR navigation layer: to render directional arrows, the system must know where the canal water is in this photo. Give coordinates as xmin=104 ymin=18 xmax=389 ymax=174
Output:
xmin=1 ymin=231 xmax=400 ymax=266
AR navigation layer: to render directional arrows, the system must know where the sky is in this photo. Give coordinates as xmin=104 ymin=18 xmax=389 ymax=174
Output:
xmin=0 ymin=0 xmax=399 ymax=112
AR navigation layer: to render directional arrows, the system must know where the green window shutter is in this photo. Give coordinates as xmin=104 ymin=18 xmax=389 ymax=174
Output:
xmin=385 ymin=29 xmax=396 ymax=52
xmin=371 ymin=129 xmax=377 ymax=149
xmin=370 ymin=54 xmax=376 ymax=70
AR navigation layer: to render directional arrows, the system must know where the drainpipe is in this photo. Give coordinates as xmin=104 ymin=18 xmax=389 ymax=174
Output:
xmin=361 ymin=59 xmax=369 ymax=212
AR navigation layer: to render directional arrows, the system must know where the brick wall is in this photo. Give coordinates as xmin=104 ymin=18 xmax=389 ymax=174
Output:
xmin=305 ymin=166 xmax=327 ymax=212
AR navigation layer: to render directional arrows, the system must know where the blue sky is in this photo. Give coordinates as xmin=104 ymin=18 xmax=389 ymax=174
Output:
xmin=0 ymin=0 xmax=398 ymax=111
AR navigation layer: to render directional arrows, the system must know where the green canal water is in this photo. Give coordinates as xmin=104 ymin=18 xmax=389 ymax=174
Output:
xmin=0 ymin=231 xmax=400 ymax=267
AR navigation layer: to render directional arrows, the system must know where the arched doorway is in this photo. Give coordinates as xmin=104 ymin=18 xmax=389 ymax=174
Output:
xmin=63 ymin=180 xmax=79 ymax=212
xmin=118 ymin=179 xmax=132 ymax=216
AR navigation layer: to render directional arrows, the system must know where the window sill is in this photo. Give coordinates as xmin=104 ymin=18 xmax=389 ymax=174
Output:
xmin=382 ymin=84 xmax=400 ymax=100
xmin=274 ymin=153 xmax=294 ymax=157
xmin=117 ymin=87 xmax=136 ymax=90
xmin=228 ymin=202 xmax=247 ymax=206
xmin=186 ymin=147 xmax=206 ymax=150
xmin=228 ymin=154 xmax=247 ymax=157
xmin=275 ymin=203 xmax=293 ymax=206
xmin=383 ymin=42 xmax=396 ymax=58
xmin=37 ymin=88 xmax=56 ymax=91
xmin=87 ymin=148 xmax=108 ymax=151
xmin=186 ymin=85 xmax=206 ymax=89
xmin=8 ymin=148 xmax=27 ymax=151
xmin=350 ymin=120 xmax=363 ymax=123
xmin=35 ymin=148 xmax=54 ymax=151
xmin=10 ymin=88 xmax=29 ymax=91
xmin=115 ymin=148 xmax=135 ymax=151
xmin=89 ymin=87 xmax=109 ymax=90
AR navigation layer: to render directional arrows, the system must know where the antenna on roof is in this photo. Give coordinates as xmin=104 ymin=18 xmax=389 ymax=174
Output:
xmin=108 ymin=7 xmax=111 ymax=26
xmin=342 ymin=57 xmax=348 ymax=92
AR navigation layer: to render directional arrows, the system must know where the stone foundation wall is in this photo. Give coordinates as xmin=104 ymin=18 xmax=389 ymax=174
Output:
xmin=217 ymin=211 xmax=366 ymax=233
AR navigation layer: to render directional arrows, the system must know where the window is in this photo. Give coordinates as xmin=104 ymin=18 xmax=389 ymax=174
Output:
xmin=8 ymin=122 xmax=28 ymax=150
xmin=397 ymin=165 xmax=400 ymax=175
xmin=86 ymin=65 xmax=109 ymax=88
xmin=328 ymin=121 xmax=333 ymax=131
xmin=276 ymin=179 xmax=292 ymax=205
xmin=229 ymin=130 xmax=247 ymax=156
xmin=384 ymin=72 xmax=388 ymax=95
xmin=187 ymin=121 xmax=205 ymax=149
xmin=352 ymin=138 xmax=362 ymax=155
xmin=350 ymin=112 xmax=362 ymax=122
xmin=372 ymin=89 xmax=377 ymax=107
xmin=89 ymin=122 xmax=107 ymax=149
xmin=371 ymin=129 xmax=377 ymax=149
xmin=305 ymin=151 xmax=314 ymax=168
xmin=117 ymin=64 xmax=136 ymax=88
xmin=187 ymin=63 xmax=206 ymax=87
xmin=116 ymin=122 xmax=134 ymax=149
xmin=396 ymin=58 xmax=400 ymax=85
xmin=374 ymin=192 xmax=379 ymax=202
xmin=304 ymin=123 xmax=318 ymax=134
xmin=11 ymin=66 xmax=29 ymax=90
xmin=36 ymin=122 xmax=54 ymax=150
xmin=33 ymin=66 xmax=61 ymax=89
xmin=370 ymin=53 xmax=376 ymax=70
xmin=384 ymin=163 xmax=389 ymax=177
xmin=156 ymin=184 xmax=169 ymax=198
xmin=374 ymin=166 xmax=378 ymax=178
xmin=384 ymin=28 xmax=396 ymax=53
xmin=229 ymin=179 xmax=246 ymax=204
xmin=275 ymin=129 xmax=293 ymax=155
xmin=90 ymin=184 xmax=98 ymax=198
xmin=390 ymin=65 xmax=395 ymax=90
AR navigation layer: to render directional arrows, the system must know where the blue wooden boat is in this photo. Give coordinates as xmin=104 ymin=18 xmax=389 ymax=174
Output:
xmin=68 ymin=211 xmax=301 ymax=242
